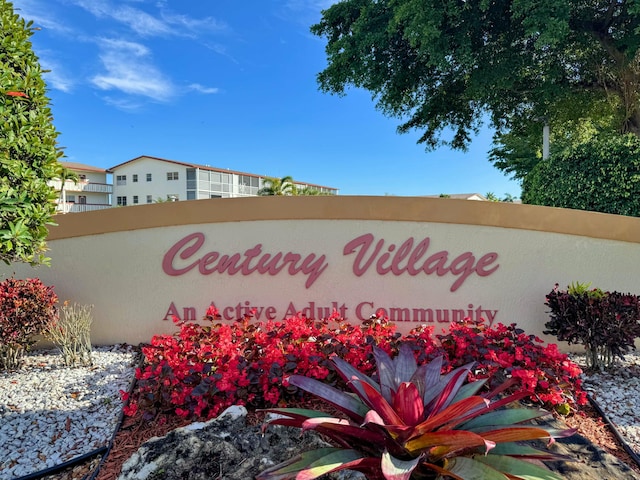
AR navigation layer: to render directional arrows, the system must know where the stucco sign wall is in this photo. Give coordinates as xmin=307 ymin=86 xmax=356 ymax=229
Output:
xmin=4 ymin=196 xmax=640 ymax=349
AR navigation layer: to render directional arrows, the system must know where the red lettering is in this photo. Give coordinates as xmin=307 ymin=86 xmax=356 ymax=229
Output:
xmin=476 ymin=253 xmax=500 ymax=276
xmin=343 ymin=233 xmax=499 ymax=291
xmin=391 ymin=238 xmax=413 ymax=275
xmin=355 ymin=301 xmax=374 ymax=320
xmin=406 ymin=238 xmax=429 ymax=275
xmin=343 ymin=234 xmax=383 ymax=276
xmin=265 ymin=306 xmax=277 ymax=320
xmin=162 ymin=233 xmax=328 ymax=288
xmin=163 ymin=232 xmax=204 ymax=275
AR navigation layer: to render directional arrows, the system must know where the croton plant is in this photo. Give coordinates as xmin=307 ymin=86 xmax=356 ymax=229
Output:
xmin=258 ymin=344 xmax=575 ymax=480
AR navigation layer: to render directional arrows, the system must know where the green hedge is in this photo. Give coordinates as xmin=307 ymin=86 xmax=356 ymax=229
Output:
xmin=522 ymin=134 xmax=640 ymax=217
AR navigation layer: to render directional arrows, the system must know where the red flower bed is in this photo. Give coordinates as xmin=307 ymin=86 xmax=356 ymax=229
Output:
xmin=123 ymin=307 xmax=587 ymax=420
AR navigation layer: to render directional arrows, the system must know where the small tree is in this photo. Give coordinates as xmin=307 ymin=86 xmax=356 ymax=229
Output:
xmin=1 ymin=1 xmax=63 ymax=265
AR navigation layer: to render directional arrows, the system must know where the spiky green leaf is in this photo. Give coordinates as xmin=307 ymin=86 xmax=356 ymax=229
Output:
xmin=475 ymin=454 xmax=565 ymax=480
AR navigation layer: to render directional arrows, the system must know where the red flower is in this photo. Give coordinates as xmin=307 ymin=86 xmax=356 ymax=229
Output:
xmin=5 ymin=91 xmax=27 ymax=97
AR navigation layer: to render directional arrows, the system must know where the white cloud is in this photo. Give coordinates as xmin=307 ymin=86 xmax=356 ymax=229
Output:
xmin=91 ymin=38 xmax=173 ymax=101
xmin=188 ymin=84 xmax=219 ymax=95
xmin=40 ymin=57 xmax=75 ymax=93
xmin=160 ymin=11 xmax=227 ymax=35
xmin=68 ymin=0 xmax=226 ymax=38
xmin=11 ymin=0 xmax=74 ymax=34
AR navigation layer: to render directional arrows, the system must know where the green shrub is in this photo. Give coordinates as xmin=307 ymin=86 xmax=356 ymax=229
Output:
xmin=1 ymin=1 xmax=63 ymax=265
xmin=522 ymin=134 xmax=640 ymax=216
xmin=0 ymin=276 xmax=58 ymax=369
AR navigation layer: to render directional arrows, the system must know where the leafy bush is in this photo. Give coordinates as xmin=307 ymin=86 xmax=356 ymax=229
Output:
xmin=1 ymin=2 xmax=63 ymax=265
xmin=522 ymin=134 xmax=640 ymax=216
xmin=427 ymin=319 xmax=586 ymax=408
xmin=544 ymin=283 xmax=640 ymax=370
xmin=44 ymin=302 xmax=93 ymax=367
xmin=259 ymin=345 xmax=575 ymax=480
xmin=0 ymin=277 xmax=58 ymax=369
xmin=122 ymin=308 xmax=587 ymax=420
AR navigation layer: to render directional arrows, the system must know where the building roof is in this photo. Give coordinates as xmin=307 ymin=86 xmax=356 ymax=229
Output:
xmin=61 ymin=161 xmax=107 ymax=173
xmin=424 ymin=193 xmax=488 ymax=201
xmin=107 ymin=155 xmax=337 ymax=191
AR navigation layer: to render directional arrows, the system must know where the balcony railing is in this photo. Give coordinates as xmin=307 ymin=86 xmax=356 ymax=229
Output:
xmin=50 ymin=180 xmax=113 ymax=194
xmin=56 ymin=203 xmax=112 ymax=214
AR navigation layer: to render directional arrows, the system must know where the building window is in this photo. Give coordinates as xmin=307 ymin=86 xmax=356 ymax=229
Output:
xmin=78 ymin=196 xmax=86 ymax=204
xmin=67 ymin=195 xmax=75 ymax=203
xmin=116 ymin=175 xmax=126 ymax=186
xmin=167 ymin=172 xmax=179 ymax=181
xmin=117 ymin=196 xmax=127 ymax=206
xmin=146 ymin=173 xmax=152 ymax=182
xmin=146 ymin=195 xmax=152 ymax=204
xmin=133 ymin=174 xmax=138 ymax=182
xmin=133 ymin=195 xmax=139 ymax=204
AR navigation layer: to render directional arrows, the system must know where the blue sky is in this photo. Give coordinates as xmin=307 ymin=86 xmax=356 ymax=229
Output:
xmin=12 ymin=0 xmax=522 ymax=197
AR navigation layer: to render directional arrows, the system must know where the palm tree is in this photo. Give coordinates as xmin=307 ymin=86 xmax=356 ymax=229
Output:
xmin=54 ymin=164 xmax=79 ymax=213
xmin=258 ymin=176 xmax=296 ymax=196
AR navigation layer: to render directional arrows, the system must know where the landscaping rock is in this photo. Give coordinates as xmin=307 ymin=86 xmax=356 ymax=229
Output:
xmin=117 ymin=406 xmax=365 ymax=480
xmin=117 ymin=406 xmax=639 ymax=480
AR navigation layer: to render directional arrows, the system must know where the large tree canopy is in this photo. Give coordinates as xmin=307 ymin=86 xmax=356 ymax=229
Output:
xmin=312 ymin=0 xmax=640 ymax=177
xmin=1 ymin=1 xmax=62 ymax=265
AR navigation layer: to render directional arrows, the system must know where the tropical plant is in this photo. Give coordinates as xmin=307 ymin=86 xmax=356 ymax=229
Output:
xmin=1 ymin=1 xmax=63 ymax=265
xmin=258 ymin=176 xmax=296 ymax=196
xmin=0 ymin=276 xmax=58 ymax=370
xmin=258 ymin=344 xmax=575 ymax=480
xmin=53 ymin=164 xmax=79 ymax=214
xmin=544 ymin=284 xmax=640 ymax=371
xmin=44 ymin=301 xmax=93 ymax=367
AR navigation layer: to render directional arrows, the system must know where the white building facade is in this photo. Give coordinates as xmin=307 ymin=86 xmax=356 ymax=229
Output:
xmin=50 ymin=162 xmax=112 ymax=213
xmin=108 ymin=155 xmax=338 ymax=206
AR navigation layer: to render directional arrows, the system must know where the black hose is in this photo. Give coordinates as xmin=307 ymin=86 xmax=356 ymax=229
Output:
xmin=14 ymin=446 xmax=108 ymax=480
xmin=588 ymin=393 xmax=640 ymax=469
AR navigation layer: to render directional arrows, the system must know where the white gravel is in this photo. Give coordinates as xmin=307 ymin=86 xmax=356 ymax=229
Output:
xmin=0 ymin=345 xmax=138 ymax=479
xmin=571 ymin=350 xmax=640 ymax=455
xmin=0 ymin=345 xmax=638 ymax=479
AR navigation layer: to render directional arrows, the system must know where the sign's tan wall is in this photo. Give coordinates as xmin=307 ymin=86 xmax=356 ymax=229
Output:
xmin=4 ymin=196 xmax=640 ymax=350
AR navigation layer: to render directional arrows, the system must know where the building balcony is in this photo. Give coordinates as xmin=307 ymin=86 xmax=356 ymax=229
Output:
xmin=50 ymin=180 xmax=113 ymax=194
xmin=56 ymin=202 xmax=112 ymax=214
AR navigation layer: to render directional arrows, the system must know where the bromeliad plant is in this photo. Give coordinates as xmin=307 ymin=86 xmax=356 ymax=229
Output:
xmin=258 ymin=344 xmax=575 ymax=480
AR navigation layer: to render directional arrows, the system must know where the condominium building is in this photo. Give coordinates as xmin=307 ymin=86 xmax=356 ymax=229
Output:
xmin=108 ymin=155 xmax=338 ymax=206
xmin=50 ymin=162 xmax=112 ymax=213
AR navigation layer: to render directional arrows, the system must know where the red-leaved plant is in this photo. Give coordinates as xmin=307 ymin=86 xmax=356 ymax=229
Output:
xmin=545 ymin=283 xmax=640 ymax=371
xmin=122 ymin=308 xmax=587 ymax=421
xmin=258 ymin=344 xmax=575 ymax=480
xmin=0 ymin=277 xmax=58 ymax=370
